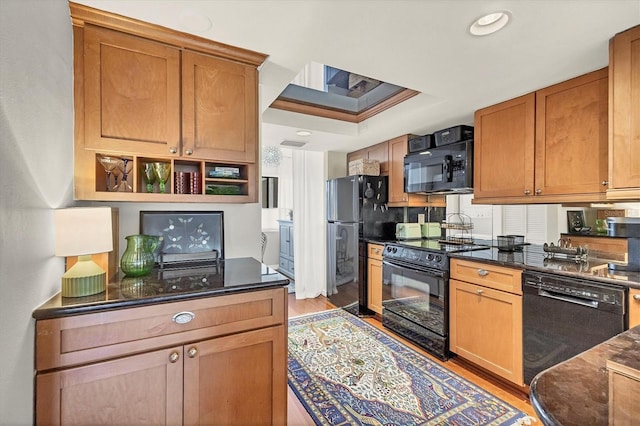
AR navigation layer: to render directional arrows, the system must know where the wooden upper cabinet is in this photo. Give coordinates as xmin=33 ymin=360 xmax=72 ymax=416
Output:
xmin=535 ymin=68 xmax=608 ymax=198
xmin=474 ymin=68 xmax=608 ymax=204
xmin=346 ymin=141 xmax=389 ymax=174
xmin=366 ymin=141 xmax=390 ymax=174
xmin=70 ymin=2 xmax=267 ymax=202
xmin=388 ymin=135 xmax=413 ymax=204
xmin=182 ymin=51 xmax=258 ymax=163
xmin=387 ymin=135 xmax=445 ymax=207
xmin=474 ymin=93 xmax=536 ymax=200
xmin=608 ymin=25 xmax=640 ymax=199
xmin=83 ymin=25 xmax=181 ymax=156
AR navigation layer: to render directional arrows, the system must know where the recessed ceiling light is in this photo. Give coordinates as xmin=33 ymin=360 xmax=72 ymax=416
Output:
xmin=470 ymin=11 xmax=511 ymax=36
xmin=295 ymin=130 xmax=312 ymax=136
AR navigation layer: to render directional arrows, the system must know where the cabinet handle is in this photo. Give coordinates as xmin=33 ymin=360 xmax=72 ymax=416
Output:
xmin=477 ymin=289 xmax=484 ymax=295
xmin=185 ymin=149 xmax=193 ymax=156
xmin=524 ymin=189 xmax=531 ymax=195
xmin=169 ymin=147 xmax=177 ymax=154
xmin=169 ymin=352 xmax=180 ymax=363
xmin=535 ymin=189 xmax=542 ymax=195
xmin=601 ymin=180 xmax=608 ymax=186
xmin=172 ymin=311 xmax=195 ymax=324
xmin=188 ymin=347 xmax=198 ymax=358
xmin=634 ymin=294 xmax=640 ymax=301
xmin=477 ymin=269 xmax=488 ymax=277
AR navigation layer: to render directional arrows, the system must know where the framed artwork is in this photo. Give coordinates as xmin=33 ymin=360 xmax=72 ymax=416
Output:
xmin=567 ymin=210 xmax=586 ymax=233
xmin=140 ymin=211 xmax=224 ymax=261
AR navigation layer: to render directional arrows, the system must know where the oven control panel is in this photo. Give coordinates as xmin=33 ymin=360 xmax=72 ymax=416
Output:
xmin=383 ymin=244 xmax=448 ymax=270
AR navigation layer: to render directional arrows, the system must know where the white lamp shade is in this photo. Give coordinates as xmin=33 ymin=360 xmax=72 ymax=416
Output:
xmin=54 ymin=207 xmax=113 ymax=256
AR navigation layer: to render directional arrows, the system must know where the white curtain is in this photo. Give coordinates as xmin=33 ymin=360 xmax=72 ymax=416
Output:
xmin=292 ymin=150 xmax=326 ymax=299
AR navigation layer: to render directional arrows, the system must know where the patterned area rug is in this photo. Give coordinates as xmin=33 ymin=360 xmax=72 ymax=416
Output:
xmin=288 ymin=309 xmax=535 ymax=426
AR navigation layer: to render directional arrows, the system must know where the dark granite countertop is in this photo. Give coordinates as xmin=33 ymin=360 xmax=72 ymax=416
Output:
xmin=450 ymin=244 xmax=640 ymax=289
xmin=529 ymin=324 xmax=640 ymax=425
xmin=33 ymin=257 xmax=289 ymax=320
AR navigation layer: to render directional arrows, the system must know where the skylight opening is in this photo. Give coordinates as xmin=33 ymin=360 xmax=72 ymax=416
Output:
xmin=270 ymin=63 xmax=419 ymax=123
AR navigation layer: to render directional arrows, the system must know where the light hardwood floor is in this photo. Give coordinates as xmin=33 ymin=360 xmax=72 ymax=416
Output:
xmin=286 ymin=294 xmax=539 ymax=425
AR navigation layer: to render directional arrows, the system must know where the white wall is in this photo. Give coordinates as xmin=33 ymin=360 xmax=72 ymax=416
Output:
xmin=261 ymin=147 xmax=293 ymax=230
xmin=0 ymin=2 xmax=261 ymax=423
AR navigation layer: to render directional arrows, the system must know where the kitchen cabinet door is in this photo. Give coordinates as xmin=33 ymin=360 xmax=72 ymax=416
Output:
xmin=630 ymin=288 xmax=640 ymax=328
xmin=388 ymin=135 xmax=445 ymax=207
xmin=449 ymin=278 xmax=523 ymax=386
xmin=182 ymin=51 xmax=258 ymax=163
xmin=346 ymin=141 xmax=389 ymax=174
xmin=83 ymin=25 xmax=181 ymax=156
xmin=608 ymin=25 xmax=640 ymax=199
xmin=535 ymin=68 xmax=608 ymax=198
xmin=474 ymin=93 xmax=535 ymax=200
xmin=183 ymin=326 xmax=287 ymax=425
xmin=366 ymin=141 xmax=390 ymax=174
xmin=36 ymin=346 xmax=183 ymax=425
xmin=367 ymin=243 xmax=384 ymax=315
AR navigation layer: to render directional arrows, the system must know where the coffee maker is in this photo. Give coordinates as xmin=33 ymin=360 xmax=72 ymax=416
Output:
xmin=607 ymin=217 xmax=640 ymax=272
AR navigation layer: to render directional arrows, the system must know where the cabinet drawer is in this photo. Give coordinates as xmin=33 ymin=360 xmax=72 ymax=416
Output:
xmin=36 ymin=288 xmax=285 ymax=371
xmin=368 ymin=243 xmax=384 ymax=260
xmin=450 ymin=258 xmax=522 ymax=295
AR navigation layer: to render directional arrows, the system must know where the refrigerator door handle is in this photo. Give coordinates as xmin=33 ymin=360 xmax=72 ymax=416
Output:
xmin=326 ymin=223 xmax=338 ymax=296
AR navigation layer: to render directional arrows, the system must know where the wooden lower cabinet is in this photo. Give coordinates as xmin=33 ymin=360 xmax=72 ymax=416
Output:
xmin=630 ymin=288 xmax=640 ymax=328
xmin=36 ymin=347 xmax=184 ymax=425
xmin=183 ymin=326 xmax=286 ymax=425
xmin=34 ymin=288 xmax=287 ymax=425
xmin=367 ymin=243 xmax=384 ymax=315
xmin=449 ymin=259 xmax=523 ymax=386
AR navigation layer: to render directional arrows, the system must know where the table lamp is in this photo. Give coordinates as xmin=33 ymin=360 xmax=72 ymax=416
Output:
xmin=54 ymin=207 xmax=113 ymax=297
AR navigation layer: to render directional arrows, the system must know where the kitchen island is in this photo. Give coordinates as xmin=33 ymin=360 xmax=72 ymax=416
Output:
xmin=529 ymin=324 xmax=640 ymax=425
xmin=33 ymin=257 xmax=289 ymax=425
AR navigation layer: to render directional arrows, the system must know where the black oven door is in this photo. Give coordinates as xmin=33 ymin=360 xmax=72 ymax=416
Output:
xmin=382 ymin=260 xmax=448 ymax=336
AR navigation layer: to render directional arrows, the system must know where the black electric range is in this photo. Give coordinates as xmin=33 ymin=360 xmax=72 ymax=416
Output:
xmin=380 ymin=239 xmax=490 ymax=360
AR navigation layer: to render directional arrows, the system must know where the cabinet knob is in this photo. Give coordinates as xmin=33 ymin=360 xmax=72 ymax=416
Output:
xmin=535 ymin=189 xmax=542 ymax=195
xmin=169 ymin=147 xmax=177 ymax=154
xmin=185 ymin=149 xmax=193 ymax=156
xmin=601 ymin=180 xmax=608 ymax=186
xmin=172 ymin=311 xmax=195 ymax=324
xmin=188 ymin=347 xmax=198 ymax=358
xmin=169 ymin=352 xmax=180 ymax=363
xmin=524 ymin=189 xmax=531 ymax=195
xmin=634 ymin=294 xmax=640 ymax=301
xmin=477 ymin=289 xmax=484 ymax=295
xmin=477 ymin=269 xmax=488 ymax=277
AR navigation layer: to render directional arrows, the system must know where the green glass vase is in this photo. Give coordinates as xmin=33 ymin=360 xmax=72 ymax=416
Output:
xmin=120 ymin=234 xmax=159 ymax=277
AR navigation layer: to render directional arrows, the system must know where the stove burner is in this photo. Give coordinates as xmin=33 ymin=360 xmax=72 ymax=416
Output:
xmin=383 ymin=241 xmax=490 ymax=270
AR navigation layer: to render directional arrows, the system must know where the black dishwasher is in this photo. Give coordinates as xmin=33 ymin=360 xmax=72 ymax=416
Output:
xmin=522 ymin=271 xmax=626 ymax=385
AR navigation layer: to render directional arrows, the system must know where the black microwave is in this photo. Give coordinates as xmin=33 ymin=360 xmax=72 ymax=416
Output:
xmin=404 ymin=140 xmax=473 ymax=194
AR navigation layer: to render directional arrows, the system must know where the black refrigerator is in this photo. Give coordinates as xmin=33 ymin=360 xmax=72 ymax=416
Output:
xmin=326 ymin=175 xmax=399 ymax=316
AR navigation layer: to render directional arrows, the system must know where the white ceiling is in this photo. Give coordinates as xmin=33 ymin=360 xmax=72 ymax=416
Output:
xmin=76 ymin=0 xmax=640 ymax=153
